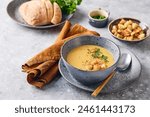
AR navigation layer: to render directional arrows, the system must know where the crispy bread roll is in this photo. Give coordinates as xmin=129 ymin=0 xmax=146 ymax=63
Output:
xmin=19 ymin=0 xmax=46 ymax=26
xmin=51 ymin=2 xmax=62 ymax=24
xmin=19 ymin=0 xmax=53 ymax=26
xmin=43 ymin=0 xmax=53 ymax=23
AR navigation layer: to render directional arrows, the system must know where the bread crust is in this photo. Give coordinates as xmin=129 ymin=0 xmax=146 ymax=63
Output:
xmin=51 ymin=2 xmax=62 ymax=25
xmin=19 ymin=0 xmax=62 ymax=26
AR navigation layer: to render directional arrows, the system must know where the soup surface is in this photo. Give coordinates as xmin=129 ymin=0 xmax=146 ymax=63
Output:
xmin=67 ymin=45 xmax=114 ymax=71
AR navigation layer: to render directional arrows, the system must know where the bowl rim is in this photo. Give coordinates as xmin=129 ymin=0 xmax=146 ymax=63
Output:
xmin=108 ymin=17 xmax=150 ymax=42
xmin=88 ymin=8 xmax=110 ymax=21
xmin=61 ymin=35 xmax=121 ymax=73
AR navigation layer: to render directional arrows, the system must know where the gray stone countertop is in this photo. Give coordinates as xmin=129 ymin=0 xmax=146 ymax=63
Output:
xmin=0 ymin=0 xmax=150 ymax=100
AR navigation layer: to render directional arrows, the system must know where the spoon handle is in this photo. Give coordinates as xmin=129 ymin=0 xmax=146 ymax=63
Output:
xmin=91 ymin=71 xmax=116 ymax=97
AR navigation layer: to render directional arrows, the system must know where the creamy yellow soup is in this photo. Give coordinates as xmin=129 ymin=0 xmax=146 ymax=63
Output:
xmin=67 ymin=45 xmax=114 ymax=71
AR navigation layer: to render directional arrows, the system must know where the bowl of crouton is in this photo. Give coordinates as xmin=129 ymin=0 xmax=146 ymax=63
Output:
xmin=108 ymin=17 xmax=150 ymax=42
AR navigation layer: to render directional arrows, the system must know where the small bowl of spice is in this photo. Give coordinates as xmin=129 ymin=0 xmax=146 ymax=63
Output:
xmin=88 ymin=8 xmax=110 ymax=28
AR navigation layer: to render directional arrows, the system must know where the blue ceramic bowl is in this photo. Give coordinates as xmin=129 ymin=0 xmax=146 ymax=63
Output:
xmin=88 ymin=8 xmax=110 ymax=28
xmin=61 ymin=36 xmax=120 ymax=85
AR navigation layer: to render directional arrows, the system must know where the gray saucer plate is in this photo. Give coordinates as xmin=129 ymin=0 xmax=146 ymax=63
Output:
xmin=7 ymin=0 xmax=73 ymax=29
xmin=58 ymin=46 xmax=142 ymax=93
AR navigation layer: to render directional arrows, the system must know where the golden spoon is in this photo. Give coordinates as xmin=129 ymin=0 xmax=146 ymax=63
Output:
xmin=91 ymin=53 xmax=132 ymax=97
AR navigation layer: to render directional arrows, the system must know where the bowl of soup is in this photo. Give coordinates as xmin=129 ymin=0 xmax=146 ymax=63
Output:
xmin=61 ymin=36 xmax=120 ymax=85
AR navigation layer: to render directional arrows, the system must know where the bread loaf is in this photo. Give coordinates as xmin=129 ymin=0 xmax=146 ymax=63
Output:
xmin=19 ymin=0 xmax=62 ymax=26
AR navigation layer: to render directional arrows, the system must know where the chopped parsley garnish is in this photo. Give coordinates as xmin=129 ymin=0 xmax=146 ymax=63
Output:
xmin=91 ymin=48 xmax=101 ymax=58
xmin=88 ymin=48 xmax=109 ymax=62
xmin=92 ymin=15 xmax=106 ymax=20
xmin=101 ymin=55 xmax=109 ymax=62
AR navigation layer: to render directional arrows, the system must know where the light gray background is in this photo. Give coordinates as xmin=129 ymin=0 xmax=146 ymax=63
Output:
xmin=0 ymin=0 xmax=150 ymax=100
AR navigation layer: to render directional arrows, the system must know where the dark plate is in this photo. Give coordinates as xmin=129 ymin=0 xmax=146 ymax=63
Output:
xmin=59 ymin=46 xmax=142 ymax=93
xmin=7 ymin=0 xmax=73 ymax=29
xmin=108 ymin=17 xmax=150 ymax=42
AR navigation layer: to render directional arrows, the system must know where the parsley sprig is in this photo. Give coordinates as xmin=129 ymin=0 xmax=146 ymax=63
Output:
xmin=88 ymin=48 xmax=109 ymax=62
xmin=50 ymin=0 xmax=82 ymax=14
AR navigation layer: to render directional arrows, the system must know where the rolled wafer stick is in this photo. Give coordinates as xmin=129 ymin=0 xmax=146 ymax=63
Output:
xmin=27 ymin=63 xmax=59 ymax=88
xmin=22 ymin=63 xmax=40 ymax=72
xmin=38 ymin=64 xmax=58 ymax=87
xmin=22 ymin=43 xmax=61 ymax=67
xmin=55 ymin=20 xmax=71 ymax=43
xmin=66 ymin=24 xmax=88 ymax=37
xmin=66 ymin=24 xmax=100 ymax=37
xmin=27 ymin=60 xmax=56 ymax=79
xmin=22 ymin=21 xmax=72 ymax=69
